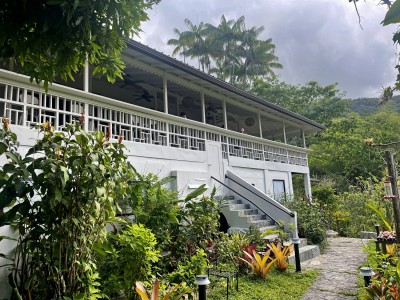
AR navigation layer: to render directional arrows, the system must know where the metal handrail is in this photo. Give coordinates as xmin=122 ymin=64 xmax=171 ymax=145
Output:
xmin=211 ymin=176 xmax=278 ymax=224
xmin=225 ymin=174 xmax=295 ymax=218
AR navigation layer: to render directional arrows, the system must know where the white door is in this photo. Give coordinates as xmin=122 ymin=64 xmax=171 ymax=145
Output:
xmin=207 ymin=141 xmax=223 ymax=182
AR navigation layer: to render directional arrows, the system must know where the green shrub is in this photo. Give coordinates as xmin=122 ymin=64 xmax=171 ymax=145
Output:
xmin=124 ymin=173 xmax=181 ymax=248
xmin=0 ymin=122 xmax=134 ymax=299
xmin=168 ymin=248 xmax=209 ymax=288
xmin=284 ymin=196 xmax=328 ymax=246
xmin=97 ymin=223 xmax=160 ymax=299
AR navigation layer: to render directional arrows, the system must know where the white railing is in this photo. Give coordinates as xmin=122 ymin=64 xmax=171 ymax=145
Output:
xmin=0 ymin=73 xmax=309 ymax=167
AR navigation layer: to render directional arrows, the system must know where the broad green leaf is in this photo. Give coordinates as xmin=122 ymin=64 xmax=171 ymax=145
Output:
xmin=5 ymin=152 xmax=20 ymax=164
xmin=367 ymin=203 xmax=392 ymax=231
xmin=55 ymin=188 xmax=62 ymax=203
xmin=0 ymin=142 xmax=8 ymax=155
xmin=157 ymin=176 xmax=175 ymax=186
xmin=382 ymin=0 xmax=400 ymax=25
xmin=96 ymin=187 xmax=105 ymax=197
xmin=184 ymin=184 xmax=207 ymax=201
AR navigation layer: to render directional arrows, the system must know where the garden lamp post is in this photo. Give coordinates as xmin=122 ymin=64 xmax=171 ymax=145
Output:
xmin=293 ymin=212 xmax=302 ymax=272
xmin=195 ymin=275 xmax=210 ymax=300
xmin=360 ymin=267 xmax=374 ymax=287
xmin=374 ymin=224 xmax=381 ymax=252
xmin=374 ymin=224 xmax=380 ymax=236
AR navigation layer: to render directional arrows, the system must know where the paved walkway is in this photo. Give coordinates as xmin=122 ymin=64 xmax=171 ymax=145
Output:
xmin=301 ymin=237 xmax=368 ymax=300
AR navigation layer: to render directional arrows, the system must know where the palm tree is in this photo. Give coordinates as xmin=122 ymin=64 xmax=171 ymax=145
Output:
xmin=167 ymin=28 xmax=189 ymax=62
xmin=236 ymin=25 xmax=283 ymax=88
xmin=167 ymin=15 xmax=283 ymax=89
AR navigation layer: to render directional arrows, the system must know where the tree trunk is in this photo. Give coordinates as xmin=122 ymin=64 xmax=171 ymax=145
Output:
xmin=385 ymin=150 xmax=400 ymax=244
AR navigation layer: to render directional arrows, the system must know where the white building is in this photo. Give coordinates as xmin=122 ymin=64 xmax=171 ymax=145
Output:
xmin=0 ymin=40 xmax=323 ymax=298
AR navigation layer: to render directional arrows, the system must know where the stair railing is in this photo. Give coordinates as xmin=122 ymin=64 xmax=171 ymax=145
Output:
xmin=210 ymin=176 xmax=278 ymax=224
xmin=225 ymin=174 xmax=295 ymax=218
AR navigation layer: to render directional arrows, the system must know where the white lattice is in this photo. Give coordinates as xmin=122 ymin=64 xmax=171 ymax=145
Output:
xmin=0 ymin=82 xmax=308 ymax=167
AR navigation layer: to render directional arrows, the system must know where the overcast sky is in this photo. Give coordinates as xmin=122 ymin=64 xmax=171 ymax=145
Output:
xmin=137 ymin=0 xmax=398 ymax=99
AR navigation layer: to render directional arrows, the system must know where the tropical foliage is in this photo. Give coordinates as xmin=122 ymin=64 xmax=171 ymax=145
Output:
xmin=309 ymin=110 xmax=400 ymax=188
xmin=0 ymin=121 xmax=134 ymax=299
xmin=0 ymin=0 xmax=160 ymax=90
xmin=268 ymin=242 xmax=293 ymax=271
xmin=251 ymin=79 xmax=350 ymax=126
xmin=168 ymin=15 xmax=282 ymax=90
xmin=240 ymin=250 xmax=277 ymax=279
xmin=97 ymin=224 xmax=160 ymax=299
xmin=135 ymin=279 xmax=192 ymax=300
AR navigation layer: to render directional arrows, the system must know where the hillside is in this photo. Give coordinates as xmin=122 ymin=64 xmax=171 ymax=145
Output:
xmin=349 ymin=95 xmax=400 ymax=114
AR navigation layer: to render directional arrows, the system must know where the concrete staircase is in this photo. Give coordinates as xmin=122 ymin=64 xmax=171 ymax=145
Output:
xmin=219 ymin=195 xmax=320 ymax=263
xmin=220 ymin=196 xmax=277 ymax=233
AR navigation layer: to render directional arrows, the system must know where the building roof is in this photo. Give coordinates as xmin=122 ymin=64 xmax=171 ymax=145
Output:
xmin=124 ymin=39 xmax=325 ymax=134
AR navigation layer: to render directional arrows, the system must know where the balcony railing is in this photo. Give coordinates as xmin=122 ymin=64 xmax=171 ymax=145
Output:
xmin=0 ymin=71 xmax=309 ymax=167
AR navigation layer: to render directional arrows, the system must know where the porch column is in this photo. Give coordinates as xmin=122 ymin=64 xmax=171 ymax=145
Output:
xmin=163 ymin=75 xmax=168 ymax=114
xmin=83 ymin=60 xmax=89 ymax=131
xmin=258 ymin=112 xmax=263 ymax=138
xmin=304 ymin=173 xmax=312 ymax=199
xmin=201 ymin=92 xmax=205 ymax=123
xmin=163 ymin=74 xmax=169 ymax=146
xmin=177 ymin=96 xmax=182 ymax=116
xmin=283 ymin=123 xmax=287 ymax=144
xmin=84 ymin=60 xmax=89 ymax=93
xmin=154 ymin=91 xmax=158 ymax=111
xmin=222 ymin=100 xmax=227 ymax=130
xmin=302 ymin=129 xmax=306 ymax=148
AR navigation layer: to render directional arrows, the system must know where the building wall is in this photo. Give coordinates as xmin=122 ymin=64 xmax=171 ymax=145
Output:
xmin=0 ymin=126 xmax=309 ymax=299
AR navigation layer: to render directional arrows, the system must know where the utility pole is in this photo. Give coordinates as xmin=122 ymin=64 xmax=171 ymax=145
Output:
xmin=385 ymin=150 xmax=400 ymax=244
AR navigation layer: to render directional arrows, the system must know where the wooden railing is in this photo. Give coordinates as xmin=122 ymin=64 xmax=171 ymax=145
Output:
xmin=0 ymin=70 xmax=309 ymax=167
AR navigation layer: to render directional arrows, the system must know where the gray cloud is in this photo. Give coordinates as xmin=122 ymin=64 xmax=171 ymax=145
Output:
xmin=138 ymin=0 xmax=398 ymax=99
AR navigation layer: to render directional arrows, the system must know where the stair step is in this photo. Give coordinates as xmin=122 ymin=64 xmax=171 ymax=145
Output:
xmin=246 ymin=214 xmax=267 ymax=222
xmin=262 ymin=233 xmax=280 ymax=241
xmin=247 ymin=219 xmax=276 ymax=229
xmin=229 ymin=203 xmax=250 ymax=210
xmin=226 ymin=199 xmax=242 ymax=205
xmin=288 ymin=245 xmax=320 ymax=264
xmin=237 ymin=209 xmax=259 ymax=216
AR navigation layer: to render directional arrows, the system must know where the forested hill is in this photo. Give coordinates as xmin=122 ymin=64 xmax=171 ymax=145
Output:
xmin=349 ymin=95 xmax=400 ymax=114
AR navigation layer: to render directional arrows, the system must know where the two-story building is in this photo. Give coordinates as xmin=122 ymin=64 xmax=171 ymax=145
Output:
xmin=0 ymin=40 xmax=324 ymax=297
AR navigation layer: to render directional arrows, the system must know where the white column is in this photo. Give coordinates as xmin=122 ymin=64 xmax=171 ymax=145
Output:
xmin=222 ymin=100 xmax=227 ymax=130
xmin=201 ymin=92 xmax=206 ymax=123
xmin=258 ymin=112 xmax=262 ymax=138
xmin=283 ymin=123 xmax=287 ymax=144
xmin=177 ymin=96 xmax=182 ymax=116
xmin=304 ymin=173 xmax=312 ymax=199
xmin=154 ymin=91 xmax=158 ymax=111
xmin=163 ymin=75 xmax=169 ymax=146
xmin=163 ymin=75 xmax=168 ymax=114
xmin=302 ymin=129 xmax=306 ymax=148
xmin=84 ymin=60 xmax=89 ymax=93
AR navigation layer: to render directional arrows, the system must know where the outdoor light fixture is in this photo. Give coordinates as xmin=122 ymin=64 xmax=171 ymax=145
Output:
xmin=384 ymin=180 xmax=395 ymax=198
xmin=360 ymin=267 xmax=374 ymax=287
xmin=194 ymin=275 xmax=210 ymax=300
xmin=374 ymin=224 xmax=380 ymax=236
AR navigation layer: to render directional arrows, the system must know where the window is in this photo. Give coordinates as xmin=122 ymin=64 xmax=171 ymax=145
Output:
xmin=273 ymin=180 xmax=286 ymax=202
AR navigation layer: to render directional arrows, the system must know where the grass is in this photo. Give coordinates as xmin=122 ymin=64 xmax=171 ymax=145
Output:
xmin=207 ymin=266 xmax=319 ymax=300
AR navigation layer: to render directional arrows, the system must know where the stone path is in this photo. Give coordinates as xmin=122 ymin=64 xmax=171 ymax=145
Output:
xmin=301 ymin=237 xmax=369 ymax=300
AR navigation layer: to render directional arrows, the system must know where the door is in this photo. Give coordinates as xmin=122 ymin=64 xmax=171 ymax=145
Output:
xmin=207 ymin=141 xmax=223 ymax=182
